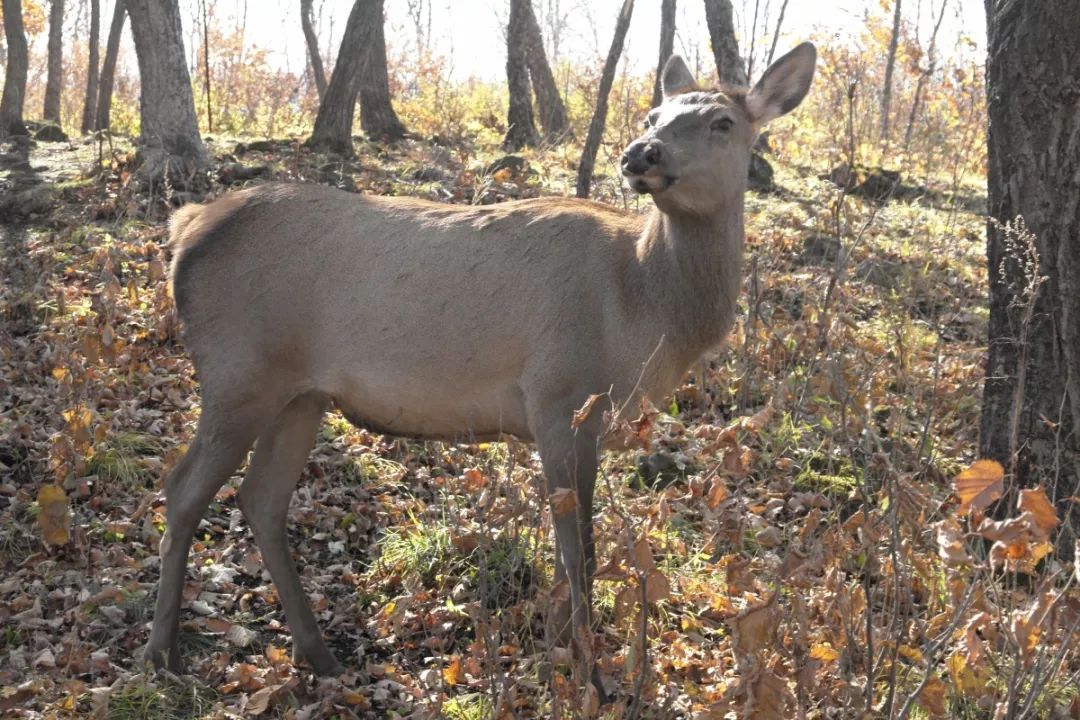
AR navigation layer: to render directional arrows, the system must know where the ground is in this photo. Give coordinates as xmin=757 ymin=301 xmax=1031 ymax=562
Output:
xmin=0 ymin=130 xmax=1077 ymax=720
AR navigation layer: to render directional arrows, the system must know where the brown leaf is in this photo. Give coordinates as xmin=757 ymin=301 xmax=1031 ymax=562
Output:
xmin=1017 ymin=486 xmax=1058 ymax=536
xmin=729 ymin=596 xmax=781 ymax=658
xmin=933 ymin=518 xmax=969 ymax=566
xmin=571 ymin=394 xmax=604 ymax=429
xmin=613 ymin=584 xmax=638 ymax=623
xmin=551 ymin=488 xmax=577 ymax=516
xmin=645 ymin=570 xmax=671 ymax=603
xmin=917 ymin=676 xmax=948 ymax=717
xmin=632 ymin=537 xmax=656 ymax=573
xmin=954 ymin=459 xmax=1004 ymax=515
xmin=36 ymin=484 xmax=71 ymax=546
xmin=245 ymin=686 xmax=274 ymax=716
xmin=706 ymin=479 xmax=729 ymax=509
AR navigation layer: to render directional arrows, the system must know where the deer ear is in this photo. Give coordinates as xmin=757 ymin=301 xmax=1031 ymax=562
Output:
xmin=662 ymin=55 xmax=697 ymax=99
xmin=746 ymin=42 xmax=816 ymax=125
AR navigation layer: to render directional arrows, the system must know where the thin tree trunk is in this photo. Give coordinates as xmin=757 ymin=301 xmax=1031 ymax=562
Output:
xmin=300 ymin=0 xmax=327 ymax=99
xmin=651 ymin=0 xmax=677 ymax=108
xmin=307 ymin=0 xmax=366 ymax=154
xmin=96 ymin=0 xmax=126 ymax=131
xmin=201 ymin=0 xmax=211 ymax=133
xmin=575 ymin=0 xmax=634 ymax=198
xmin=81 ymin=0 xmax=100 ymax=134
xmin=522 ymin=0 xmax=569 ymax=141
xmin=902 ymin=0 xmax=948 ymax=152
xmin=982 ymin=0 xmax=1080 ymax=503
xmin=765 ymin=0 xmax=788 ymax=67
xmin=703 ymin=0 xmax=745 ymax=85
xmin=745 ymin=0 xmax=761 ymax=81
xmin=880 ymin=0 xmax=902 ymax=140
xmin=357 ymin=0 xmax=406 ymax=140
xmin=504 ymin=0 xmax=539 ymax=151
xmin=0 ymin=0 xmax=29 ymax=136
xmin=125 ymin=0 xmax=208 ymax=182
xmin=43 ymin=0 xmax=65 ymax=125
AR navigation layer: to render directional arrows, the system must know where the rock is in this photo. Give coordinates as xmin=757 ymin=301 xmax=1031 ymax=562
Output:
xmin=0 ymin=185 xmax=53 ymax=221
xmin=748 ymin=151 xmax=774 ymax=191
xmin=801 ymin=234 xmax=841 ymax=265
xmin=34 ymin=124 xmax=68 ymax=142
xmin=635 ymin=452 xmax=693 ymax=489
xmin=825 ymin=163 xmax=902 ymax=201
xmin=485 ymin=155 xmax=529 ymax=178
xmin=409 ymin=165 xmax=446 ymax=183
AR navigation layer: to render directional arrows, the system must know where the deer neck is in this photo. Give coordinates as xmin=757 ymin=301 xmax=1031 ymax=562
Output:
xmin=632 ymin=198 xmax=745 ymax=363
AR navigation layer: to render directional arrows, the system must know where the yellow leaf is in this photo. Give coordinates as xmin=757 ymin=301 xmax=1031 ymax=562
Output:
xmin=809 ymin=643 xmax=838 ymax=662
xmin=918 ymin=676 xmax=948 ymax=717
xmin=492 ymin=167 xmax=512 ymax=183
xmin=954 ymin=460 xmax=1004 ymax=515
xmin=898 ymin=644 xmax=924 ymax=664
xmin=51 ymin=367 xmax=68 ymax=382
xmin=442 ymin=655 xmax=462 ymax=686
xmin=36 ymin=484 xmax=71 ymax=546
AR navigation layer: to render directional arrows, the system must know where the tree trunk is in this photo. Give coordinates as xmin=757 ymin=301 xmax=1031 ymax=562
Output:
xmin=357 ymin=0 xmax=406 ymax=141
xmin=902 ymin=0 xmax=948 ymax=152
xmin=0 ymin=0 xmax=29 ymax=136
xmin=504 ymin=0 xmax=539 ymax=151
xmin=307 ymin=0 xmax=365 ymax=154
xmin=126 ymin=0 xmax=208 ymax=183
xmin=300 ymin=0 xmax=327 ymax=100
xmin=80 ymin=0 xmax=100 ymax=134
xmin=521 ymin=0 xmax=569 ymax=141
xmin=880 ymin=0 xmax=902 ymax=140
xmin=703 ymin=0 xmax=745 ymax=85
xmin=95 ymin=0 xmax=126 ymax=131
xmin=43 ymin=0 xmax=65 ymax=125
xmin=651 ymin=0 xmax=676 ymax=108
xmin=765 ymin=0 xmax=789 ymax=67
xmin=575 ymin=0 xmax=634 ymax=198
xmin=981 ymin=0 xmax=1080 ymax=503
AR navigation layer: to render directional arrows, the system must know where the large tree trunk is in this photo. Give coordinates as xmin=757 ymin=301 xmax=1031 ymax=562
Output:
xmin=703 ymin=0 xmax=745 ymax=85
xmin=504 ymin=0 xmax=539 ymax=151
xmin=521 ymin=0 xmax=568 ymax=141
xmin=95 ymin=0 xmax=125 ymax=131
xmin=880 ymin=0 xmax=903 ymax=140
xmin=300 ymin=0 xmax=327 ymax=100
xmin=43 ymin=0 xmax=65 ymax=125
xmin=126 ymin=0 xmax=208 ymax=183
xmin=0 ymin=0 xmax=29 ymax=136
xmin=575 ymin=0 xmax=634 ymax=198
xmin=651 ymin=0 xmax=677 ymax=108
xmin=356 ymin=0 xmax=406 ymax=141
xmin=80 ymin=0 xmax=100 ymax=134
xmin=307 ymin=1 xmax=361 ymax=154
xmin=981 ymin=0 xmax=1080 ymax=503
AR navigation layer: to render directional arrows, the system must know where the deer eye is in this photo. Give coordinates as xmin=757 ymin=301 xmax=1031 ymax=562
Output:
xmin=711 ymin=117 xmax=734 ymax=133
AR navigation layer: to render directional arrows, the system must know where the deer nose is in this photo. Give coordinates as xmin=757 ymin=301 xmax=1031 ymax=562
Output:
xmin=621 ymin=141 xmax=662 ymax=175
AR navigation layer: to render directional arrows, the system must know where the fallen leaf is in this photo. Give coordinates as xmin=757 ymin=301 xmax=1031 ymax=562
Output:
xmin=550 ymin=488 xmax=577 ymax=516
xmin=645 ymin=570 xmax=671 ymax=603
xmin=1017 ymin=486 xmax=1058 ymax=536
xmin=809 ymin=643 xmax=838 ymax=662
xmin=571 ymin=394 xmax=604 ymax=429
xmin=918 ymin=676 xmax=948 ymax=717
xmin=443 ymin=655 xmax=462 ymax=686
xmin=954 ymin=459 xmax=1004 ymax=515
xmin=36 ymin=484 xmax=71 ymax=546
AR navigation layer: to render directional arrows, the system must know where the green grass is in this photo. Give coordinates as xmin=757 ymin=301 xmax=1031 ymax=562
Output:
xmin=87 ymin=431 xmax=164 ymax=488
xmin=95 ymin=673 xmax=218 ymax=720
xmin=441 ymin=693 xmax=492 ymax=720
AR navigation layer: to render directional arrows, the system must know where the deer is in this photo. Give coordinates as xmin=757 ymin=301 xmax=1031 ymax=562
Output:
xmin=145 ymin=45 xmax=816 ymax=692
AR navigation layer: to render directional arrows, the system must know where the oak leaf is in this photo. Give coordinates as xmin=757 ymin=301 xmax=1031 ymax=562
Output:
xmin=954 ymin=459 xmax=1004 ymax=515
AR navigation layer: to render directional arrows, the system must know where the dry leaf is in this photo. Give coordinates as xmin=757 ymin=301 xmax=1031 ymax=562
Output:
xmin=917 ymin=676 xmax=948 ymax=717
xmin=632 ymin=537 xmax=656 ymax=573
xmin=645 ymin=570 xmax=671 ymax=603
xmin=729 ymin=597 xmax=781 ymax=658
xmin=809 ymin=643 xmax=838 ymax=662
xmin=550 ymin=488 xmax=577 ymax=516
xmin=1017 ymin=486 xmax=1058 ymax=536
xmin=443 ymin=655 xmax=462 ymax=686
xmin=706 ymin=480 xmax=729 ymax=509
xmin=954 ymin=459 xmax=1004 ymax=515
xmin=36 ymin=484 xmax=71 ymax=546
xmin=571 ymin=394 xmax=604 ymax=429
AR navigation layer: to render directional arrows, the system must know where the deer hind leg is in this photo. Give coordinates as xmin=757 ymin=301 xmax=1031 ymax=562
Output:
xmin=235 ymin=392 xmax=341 ymax=675
xmin=145 ymin=404 xmax=262 ymax=671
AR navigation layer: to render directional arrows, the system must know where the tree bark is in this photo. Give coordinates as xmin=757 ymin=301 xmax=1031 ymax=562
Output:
xmin=300 ymin=0 xmax=327 ymax=100
xmin=356 ymin=0 xmax=406 ymax=141
xmin=126 ymin=0 xmax=208 ymax=182
xmin=880 ymin=0 xmax=902 ymax=140
xmin=703 ymin=0 xmax=745 ymax=85
xmin=521 ymin=0 xmax=568 ymax=141
xmin=504 ymin=0 xmax=539 ymax=151
xmin=651 ymin=0 xmax=676 ymax=108
xmin=307 ymin=0 xmax=363 ymax=154
xmin=95 ymin=0 xmax=126 ymax=131
xmin=0 ymin=0 xmax=29 ymax=136
xmin=981 ymin=0 xmax=1080 ymax=501
xmin=575 ymin=0 xmax=634 ymax=198
xmin=80 ymin=0 xmax=100 ymax=133
xmin=43 ymin=0 xmax=65 ymax=125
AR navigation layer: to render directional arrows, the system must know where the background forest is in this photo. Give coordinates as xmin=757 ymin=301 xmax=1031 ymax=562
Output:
xmin=1 ymin=0 xmax=1078 ymax=719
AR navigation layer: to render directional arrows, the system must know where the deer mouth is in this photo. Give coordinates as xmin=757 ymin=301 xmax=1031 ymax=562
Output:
xmin=623 ymin=172 xmax=676 ymax=194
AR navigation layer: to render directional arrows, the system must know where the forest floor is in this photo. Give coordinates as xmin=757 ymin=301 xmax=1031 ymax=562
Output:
xmin=1 ymin=130 xmax=1077 ymax=720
